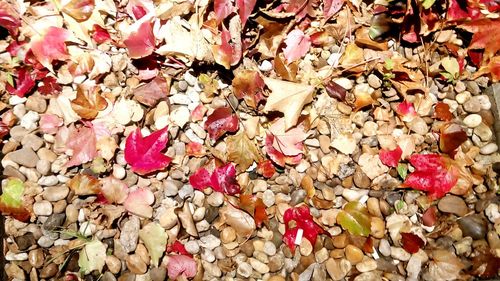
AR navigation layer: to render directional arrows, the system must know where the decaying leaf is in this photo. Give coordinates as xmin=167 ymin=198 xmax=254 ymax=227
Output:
xmin=239 ymin=194 xmax=268 ymax=227
xmin=232 ymin=70 xmax=265 ymax=108
xmin=30 ymin=27 xmax=73 ymax=70
xmin=337 ymin=201 xmax=372 ymax=237
xmin=220 ymin=204 xmax=256 ymax=237
xmin=434 ymin=102 xmax=454 ymax=121
xmin=71 ymin=86 xmax=107 ymax=119
xmin=283 ymin=29 xmax=311 ymax=63
xmin=426 ymin=250 xmax=464 ymax=281
xmin=139 ymin=222 xmax=168 ymax=267
xmin=0 ymin=178 xmax=30 ymax=222
xmin=78 ymin=240 xmax=106 ymax=274
xmin=124 ymin=20 xmax=156 ymax=59
xmin=439 ymin=123 xmax=467 ymax=155
xmin=167 ymin=254 xmax=197 ymax=279
xmin=226 ymin=131 xmax=262 ymax=171
xmin=205 ymin=107 xmax=239 ymax=141
xmin=189 ymin=163 xmax=241 ymax=195
xmin=401 ymin=232 xmax=425 ymax=254
xmin=379 ymin=146 xmax=403 ymax=168
xmin=66 ymin=124 xmax=98 ymax=167
xmin=68 ymin=173 xmax=101 ymax=196
xmin=123 ymin=188 xmax=155 ymax=218
xmin=133 ymin=76 xmax=169 ymax=106
xmin=100 ymin=176 xmax=129 ymax=204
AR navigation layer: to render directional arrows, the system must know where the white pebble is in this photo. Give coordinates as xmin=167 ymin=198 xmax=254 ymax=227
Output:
xmin=112 ymin=164 xmax=126 ymax=179
xmin=258 ymin=60 xmax=273 ymax=72
xmin=9 ymin=96 xmax=27 ymax=105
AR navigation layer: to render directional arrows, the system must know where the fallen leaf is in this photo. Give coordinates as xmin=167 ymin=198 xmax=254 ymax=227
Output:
xmin=236 ymin=0 xmax=257 ymax=26
xmin=396 ymin=100 xmax=417 ymax=122
xmin=226 ymin=131 xmax=262 ymax=171
xmin=257 ymin=159 xmax=275 ymax=178
xmin=66 ymin=124 xmax=98 ymax=167
xmin=139 ymin=222 xmax=167 ymax=267
xmin=92 ymin=24 xmax=111 ymax=44
xmin=472 ymin=55 xmax=500 ymax=82
xmin=6 ymin=68 xmax=36 ymax=97
xmin=214 ymin=0 xmax=234 ymax=22
xmin=68 ymin=174 xmax=101 ymax=196
xmin=426 ymin=250 xmax=464 ymax=281
xmin=78 ymin=240 xmax=106 ymax=274
xmin=167 ymin=241 xmax=191 ymax=256
xmin=379 ymin=146 xmax=403 ymax=168
xmin=470 ymin=249 xmax=500 ymax=278
xmin=232 ymin=70 xmax=265 ymax=108
xmin=283 ymin=205 xmax=324 ymax=252
xmin=439 ymin=123 xmax=467 ymax=155
xmin=71 ymin=86 xmax=108 ymax=120
xmin=124 ymin=20 xmax=156 ymax=59
xmin=283 ymin=29 xmax=311 ymax=63
xmin=324 ymin=80 xmax=347 ymax=101
xmin=403 ymin=154 xmax=460 ymax=199
xmin=204 ymin=107 xmax=239 ymax=140
xmin=339 ymin=43 xmax=365 ymax=73
xmin=434 ymin=102 xmax=454 ymax=121
xmin=268 ymin=118 xmax=308 ymax=156
xmin=447 ymin=0 xmax=482 ymax=21
xmin=30 ymin=27 xmax=72 ymax=70
xmin=62 ymin=0 xmax=95 ymax=21
xmin=0 ymin=2 xmax=21 ymax=36
xmin=0 ymin=178 xmax=30 ymax=222
xmin=123 ymin=188 xmax=155 ymax=218
xmin=265 ymin=133 xmax=302 ymax=166
xmin=133 ymin=76 xmax=169 ymax=106
xmin=189 ymin=163 xmax=241 ymax=195
xmin=263 ymin=77 xmax=315 ymax=130
xmin=167 ymin=255 xmax=197 ymax=279
xmin=324 ymin=0 xmax=344 ymax=19
xmin=220 ymin=204 xmax=256 ymax=237
xmin=337 ymin=201 xmax=372 ymax=237
xmin=422 ymin=206 xmax=437 ymax=227
xmin=459 ymin=18 xmax=500 ymax=63
xmin=212 ymin=26 xmax=240 ymax=69
xmin=100 ymin=177 xmax=129 ymax=204
xmin=38 ymin=76 xmax=62 ymax=95
xmin=239 ymin=194 xmax=268 ymax=227
xmin=401 ymin=232 xmax=425 ymax=254
xmin=124 ymin=127 xmax=171 ymax=175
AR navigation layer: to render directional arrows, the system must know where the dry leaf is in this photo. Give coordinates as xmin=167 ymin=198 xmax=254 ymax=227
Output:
xmin=71 ymin=86 xmax=107 ymax=119
xmin=226 ymin=131 xmax=262 ymax=171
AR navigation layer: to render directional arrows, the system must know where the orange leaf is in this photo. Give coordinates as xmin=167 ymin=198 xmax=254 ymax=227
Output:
xmin=232 ymin=70 xmax=265 ymax=108
xmin=239 ymin=194 xmax=268 ymax=227
xmin=460 ymin=18 xmax=500 ymax=63
xmin=71 ymin=86 xmax=107 ymax=119
xmin=434 ymin=102 xmax=453 ymax=121
xmin=439 ymin=123 xmax=467 ymax=155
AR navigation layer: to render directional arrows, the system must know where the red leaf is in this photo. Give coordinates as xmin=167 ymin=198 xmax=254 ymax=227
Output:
xmin=265 ymin=133 xmax=302 ymax=167
xmin=460 ymin=18 xmax=500 ymax=62
xmin=123 ymin=188 xmax=154 ymax=217
xmin=124 ymin=21 xmax=155 ymax=59
xmin=401 ymin=232 xmax=424 ymax=254
xmin=257 ymin=159 xmax=275 ymax=178
xmin=283 ymin=205 xmax=324 ymax=253
xmin=0 ymin=2 xmax=21 ymax=36
xmin=39 ymin=114 xmax=63 ymax=134
xmin=283 ymin=29 xmax=311 ymax=63
xmin=38 ymin=76 xmax=62 ymax=96
xmin=324 ymin=0 xmax=344 ymax=19
xmin=189 ymin=163 xmax=240 ymax=195
xmin=92 ymin=25 xmax=111 ymax=44
xmin=214 ymin=0 xmax=234 ymax=22
xmin=30 ymin=27 xmax=72 ymax=70
xmin=167 ymin=241 xmax=192 ymax=257
xmin=204 ymin=107 xmax=239 ymax=140
xmin=447 ymin=0 xmax=482 ymax=21
xmin=379 ymin=146 xmax=403 ymax=167
xmin=396 ymin=100 xmax=417 ymax=122
xmin=191 ymin=104 xmax=207 ymax=122
xmin=212 ymin=27 xmax=241 ymax=69
xmin=236 ymin=0 xmax=257 ymax=26
xmin=66 ymin=125 xmax=97 ymax=167
xmin=324 ymin=80 xmax=347 ymax=101
xmin=439 ymin=123 xmax=468 ymax=155
xmin=403 ymin=154 xmax=459 ymax=199
xmin=167 ymin=255 xmax=197 ymax=280
xmin=0 ymin=122 xmax=9 ymax=140
xmin=124 ymin=127 xmax=172 ymax=175
xmin=422 ymin=206 xmax=437 ymax=227
xmin=133 ymin=76 xmax=168 ymax=106
xmin=6 ymin=68 xmax=36 ymax=97
xmin=434 ymin=102 xmax=454 ymax=121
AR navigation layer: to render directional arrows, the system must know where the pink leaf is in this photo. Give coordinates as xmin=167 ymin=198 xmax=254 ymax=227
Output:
xmin=92 ymin=25 xmax=111 ymax=44
xmin=283 ymin=205 xmax=324 ymax=253
xmin=324 ymin=0 xmax=344 ymax=19
xmin=379 ymin=146 xmax=403 ymax=168
xmin=283 ymin=29 xmax=311 ymax=63
xmin=0 ymin=2 xmax=21 ymax=36
xmin=66 ymin=125 xmax=97 ymax=167
xmin=39 ymin=114 xmax=63 ymax=134
xmin=167 ymin=255 xmax=197 ymax=279
xmin=396 ymin=100 xmax=418 ymax=122
xmin=191 ymin=104 xmax=207 ymax=122
xmin=236 ymin=0 xmax=257 ymax=26
xmin=100 ymin=177 xmax=129 ymax=204
xmin=189 ymin=168 xmax=212 ymax=191
xmin=124 ymin=127 xmax=171 ymax=175
xmin=214 ymin=0 xmax=234 ymax=22
xmin=123 ymin=188 xmax=154 ymax=217
xmin=204 ymin=107 xmax=239 ymax=140
xmin=265 ymin=134 xmax=302 ymax=167
xmin=189 ymin=163 xmax=240 ymax=195
xmin=269 ymin=118 xmax=308 ymax=156
xmin=30 ymin=27 xmax=72 ymax=70
xmin=133 ymin=76 xmax=168 ymax=106
xmin=212 ymin=28 xmax=234 ymax=69
xmin=124 ymin=21 xmax=155 ymax=59
xmin=6 ymin=68 xmax=36 ymax=97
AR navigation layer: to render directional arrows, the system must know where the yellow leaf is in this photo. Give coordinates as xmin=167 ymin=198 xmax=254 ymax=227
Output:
xmin=226 ymin=131 xmax=262 ymax=171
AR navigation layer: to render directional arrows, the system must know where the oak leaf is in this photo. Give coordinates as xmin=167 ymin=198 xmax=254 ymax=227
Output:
xmin=226 ymin=131 xmax=262 ymax=171
xmin=263 ymin=78 xmax=314 ymax=130
xmin=124 ymin=127 xmax=171 ymax=175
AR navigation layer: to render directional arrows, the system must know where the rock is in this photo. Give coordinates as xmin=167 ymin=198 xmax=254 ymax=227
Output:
xmin=331 ymin=134 xmax=357 ymax=155
xmin=43 ymin=213 xmax=66 ymax=231
xmin=300 ymin=238 xmax=313 ymax=256
xmin=315 ymin=248 xmax=329 ymax=263
xmin=358 ymin=153 xmax=389 ymax=179
xmin=40 ymin=263 xmax=58 ymax=278
xmin=355 ymin=257 xmax=377 ymax=272
xmin=220 ymin=227 xmax=236 ymax=244
xmin=26 ymin=95 xmax=47 ymax=113
xmin=480 ymin=143 xmax=498 ymax=155
xmin=474 ymin=123 xmax=493 ymax=142
xmin=126 ymin=254 xmax=147 ymax=274
xmin=438 ymin=195 xmax=468 ymax=216
xmin=150 ymin=267 xmax=167 ymax=281
xmin=207 ymin=192 xmax=224 ymax=207
xmin=185 ymin=240 xmax=200 ymax=254
xmin=370 ymin=217 xmax=386 ymax=239
xmin=269 ymin=254 xmax=284 ymax=272
xmin=38 ymin=236 xmax=55 ymax=248
xmin=16 ymin=233 xmax=36 ymax=251
xmin=458 ymin=215 xmax=488 ymax=239
xmin=10 ymin=126 xmax=29 ymax=142
xmin=33 ymin=201 xmax=53 ymax=216
xmin=237 ymin=262 xmax=252 ymax=278
xmin=379 ymin=239 xmax=391 ymax=256
xmin=7 ymin=148 xmax=39 ymax=168
xmin=263 ymin=189 xmax=275 ymax=207
xmin=342 ymin=188 xmax=369 ymax=202
xmin=159 ymin=208 xmax=178 ymax=229
xmin=163 ymin=180 xmax=180 ymax=196
xmin=3 ymin=166 xmax=26 ymax=181
xmin=178 ymin=184 xmax=194 ymax=199
xmin=43 ymin=185 xmax=69 ymax=201
xmin=264 ymin=241 xmax=277 ymax=256
xmin=408 ymin=117 xmax=428 ymax=135
xmin=464 ymin=98 xmax=481 ymax=113
xmin=353 ymin=168 xmax=371 ymax=188
xmin=112 ymin=164 xmax=126 ymax=180
xmin=326 ymin=258 xmax=351 ymax=280
xmin=367 ymin=74 xmax=382 ymax=88
xmin=101 ymin=272 xmax=117 ymax=281
xmin=249 ymin=257 xmax=270 ymax=274
xmin=200 ymin=235 xmax=221 ymax=250
xmin=345 ymin=245 xmax=364 ymax=264
xmin=38 ymin=175 xmax=58 ymax=186
xmin=120 ymin=216 xmax=140 ymax=253
xmin=333 ymin=78 xmax=353 ymax=90
xmin=21 ymin=134 xmax=44 ymax=151
xmin=29 ymin=249 xmax=44 ymax=268
xmin=106 ymin=255 xmax=121 ymax=274
xmin=475 ymin=95 xmax=491 ymax=110
xmin=36 ymin=159 xmax=51 ymax=175
xmin=390 ymin=247 xmax=411 ymax=261
xmin=463 ymin=114 xmax=482 ymax=128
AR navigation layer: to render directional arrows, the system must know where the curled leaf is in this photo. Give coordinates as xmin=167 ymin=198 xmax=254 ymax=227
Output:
xmin=337 ymin=201 xmax=372 ymax=237
xmin=439 ymin=123 xmax=467 ymax=155
xmin=401 ymin=232 xmax=424 ymax=254
xmin=71 ymin=86 xmax=107 ymax=120
xmin=189 ymin=163 xmax=240 ymax=195
xmin=124 ymin=20 xmax=155 ymax=59
xmin=167 ymin=255 xmax=197 ymax=279
xmin=226 ymin=131 xmax=262 ymax=171
xmin=379 ymin=146 xmax=403 ymax=168
xmin=283 ymin=205 xmax=324 ymax=252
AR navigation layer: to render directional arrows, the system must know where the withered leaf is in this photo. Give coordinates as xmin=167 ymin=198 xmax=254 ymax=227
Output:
xmin=71 ymin=86 xmax=107 ymax=119
xmin=226 ymin=131 xmax=262 ymax=171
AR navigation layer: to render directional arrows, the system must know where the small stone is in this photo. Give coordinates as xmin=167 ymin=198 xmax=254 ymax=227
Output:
xmin=40 ymin=263 xmax=58 ymax=278
xmin=43 ymin=213 xmax=66 ymax=231
xmin=264 ymin=241 xmax=277 ymax=256
xmin=345 ymin=245 xmax=364 ymax=264
xmin=220 ymin=227 xmax=236 ymax=243
xmin=237 ymin=262 xmax=253 ymax=278
xmin=342 ymin=188 xmax=369 ymax=202
xmin=458 ymin=215 xmax=488 ymax=239
xmin=333 ymin=233 xmax=348 ymax=249
xmin=3 ymin=166 xmax=26 ymax=181
xmin=79 ymin=222 xmax=97 ymax=236
xmin=474 ymin=123 xmax=493 ymax=142
xmin=331 ymin=134 xmax=357 ymax=155
xmin=33 ymin=201 xmax=53 ymax=216
xmin=263 ymin=189 xmax=275 ymax=207
xmin=112 ymin=164 xmax=126 ymax=179
xmin=126 ymin=254 xmax=147 ymax=274
xmin=150 ymin=267 xmax=167 ymax=281
xmin=184 ymin=71 xmax=197 ymax=86
xmin=106 ymin=255 xmax=121 ymax=274
xmin=408 ymin=117 xmax=429 ymax=135
xmin=463 ymin=114 xmax=482 ymax=128
xmin=249 ymin=257 xmax=270 ymax=274
xmin=20 ymin=111 xmax=39 ymax=130
xmin=16 ymin=233 xmax=36 ymax=251
xmin=367 ymin=74 xmax=382 ymax=89
xmin=315 ymin=248 xmax=329 ymax=263
xmin=438 ymin=195 xmax=468 ymax=217
xmin=333 ymin=78 xmax=353 ymax=90
xmin=36 ymin=159 xmax=51 ymax=175
xmin=7 ymin=148 xmax=39 ymax=168
xmin=42 ymin=185 xmax=69 ymax=202
xmin=356 ymin=257 xmax=377 ymax=272
xmin=390 ymin=247 xmax=411 ymax=261
xmin=300 ymin=238 xmax=313 ymax=256
xmin=185 ymin=240 xmax=200 ymax=254
xmin=120 ymin=216 xmax=140 ymax=253
xmin=326 ymin=258 xmax=351 ymax=280
xmin=358 ymin=153 xmax=389 ymax=179
xmin=200 ymin=235 xmax=221 ymax=250
xmin=21 ymin=134 xmax=44 ymax=151
xmin=38 ymin=236 xmax=55 ymax=248
xmin=475 ymin=95 xmax=491 ymax=110
xmin=101 ymin=272 xmax=117 ymax=281
xmin=259 ymin=60 xmax=273 ymax=72
xmin=378 ymin=239 xmax=391 ymax=256
xmin=38 ymin=175 xmax=58 ymax=186
xmin=29 ymin=249 xmax=44 ymax=268
xmin=26 ymin=95 xmax=47 ymax=113
xmin=480 ymin=143 xmax=498 ymax=155
xmin=464 ymin=98 xmax=481 ymax=113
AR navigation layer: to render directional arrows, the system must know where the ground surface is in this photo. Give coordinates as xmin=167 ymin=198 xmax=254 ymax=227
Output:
xmin=0 ymin=0 xmax=500 ymax=280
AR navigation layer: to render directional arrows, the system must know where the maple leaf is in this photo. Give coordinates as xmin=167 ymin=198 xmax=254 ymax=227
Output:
xmin=283 ymin=29 xmax=311 ymax=63
xmin=236 ymin=0 xmax=257 ymax=26
xmin=401 ymin=232 xmax=425 ymax=254
xmin=239 ymin=194 xmax=268 ymax=227
xmin=204 ymin=107 xmax=239 ymax=140
xmin=283 ymin=205 xmax=324 ymax=253
xmin=473 ymin=55 xmax=500 ymax=82
xmin=257 ymin=159 xmax=275 ymax=178
xmin=30 ymin=27 xmax=72 ymax=70
xmin=269 ymin=118 xmax=308 ymax=156
xmin=324 ymin=0 xmax=344 ymax=19
xmin=263 ymin=78 xmax=315 ymax=130
xmin=214 ymin=0 xmax=234 ymax=22
xmin=447 ymin=0 xmax=482 ymax=21
xmin=403 ymin=154 xmax=460 ymax=199
xmin=434 ymin=102 xmax=454 ymax=121
xmin=66 ymin=124 xmax=98 ymax=167
xmin=6 ymin=68 xmax=36 ymax=97
xmin=439 ymin=123 xmax=467 ymax=155
xmin=92 ymin=25 xmax=111 ymax=44
xmin=395 ymin=100 xmax=417 ymax=122
xmin=226 ymin=131 xmax=262 ymax=171
xmin=460 ymin=18 xmax=500 ymax=62
xmin=212 ymin=27 xmax=241 ymax=69
xmin=123 ymin=188 xmax=155 ymax=218
xmin=265 ymin=133 xmax=302 ymax=167
xmin=133 ymin=76 xmax=169 ymax=106
xmin=379 ymin=146 xmax=403 ymax=167
xmin=71 ymin=86 xmax=108 ymax=120
xmin=167 ymin=255 xmax=197 ymax=279
xmin=232 ymin=70 xmax=265 ymax=108
xmin=189 ymin=163 xmax=241 ymax=195
xmin=124 ymin=127 xmax=171 ymax=175
xmin=124 ymin=20 xmax=156 ymax=59
xmin=0 ymin=178 xmax=30 ymax=222
xmin=0 ymin=2 xmax=21 ymax=36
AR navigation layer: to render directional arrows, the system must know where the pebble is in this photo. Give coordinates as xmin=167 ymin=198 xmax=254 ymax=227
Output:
xmin=38 ymin=236 xmax=55 ymax=248
xmin=237 ymin=262 xmax=253 ymax=278
xmin=458 ymin=215 xmax=487 ymax=239
xmin=106 ymin=255 xmax=121 ymax=274
xmin=36 ymin=159 xmax=51 ymax=175
xmin=263 ymin=190 xmax=275 ymax=207
xmin=333 ymin=78 xmax=353 ymax=90
xmin=474 ymin=123 xmax=493 ymax=142
xmin=112 ymin=164 xmax=126 ymax=179
xmin=29 ymin=249 xmax=44 ymax=268
xmin=120 ymin=216 xmax=140 ymax=253
xmin=259 ymin=60 xmax=273 ymax=72
xmin=475 ymin=95 xmax=491 ymax=110
xmin=480 ymin=143 xmax=498 ymax=155
xmin=33 ymin=201 xmax=53 ymax=216
xmin=264 ymin=241 xmax=277 ymax=256
xmin=463 ymin=98 xmax=481 ymax=113
xmin=408 ymin=117 xmax=428 ymax=135
xmin=38 ymin=175 xmax=58 ymax=186
xmin=7 ymin=148 xmax=39 ymax=168
xmin=5 ymin=252 xmax=28 ymax=261
xmin=220 ymin=227 xmax=236 ymax=243
xmin=345 ymin=245 xmax=364 ymax=264
xmin=390 ymin=247 xmax=411 ymax=261
xmin=355 ymin=257 xmax=377 ymax=272
xmin=185 ymin=240 xmax=200 ymax=254
xmin=326 ymin=258 xmax=351 ymax=280
xmin=379 ymin=239 xmax=391 ymax=256
xmin=184 ymin=71 xmax=197 ymax=86
xmin=438 ymin=195 xmax=468 ymax=217
xmin=331 ymin=134 xmax=357 ymax=155
xmin=40 ymin=263 xmax=58 ymax=278
xmin=43 ymin=213 xmax=66 ymax=231
xmin=249 ymin=258 xmax=270 ymax=274
xmin=463 ymin=114 xmax=482 ymax=128
xmin=20 ymin=111 xmax=39 ymax=130
xmin=150 ymin=267 xmax=167 ymax=281
xmin=21 ymin=134 xmax=44 ymax=151
xmin=126 ymin=254 xmax=147 ymax=274
xmin=300 ymin=238 xmax=313 ymax=256
xmin=455 ymin=92 xmax=471 ymax=104
xmin=178 ymin=185 xmax=194 ymax=199
xmin=200 ymin=235 xmax=221 ymax=250
xmin=367 ymin=74 xmax=382 ymax=89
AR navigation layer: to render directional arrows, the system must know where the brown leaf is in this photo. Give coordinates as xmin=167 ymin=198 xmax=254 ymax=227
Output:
xmin=239 ymin=194 xmax=268 ymax=227
xmin=133 ymin=76 xmax=169 ymax=106
xmin=232 ymin=70 xmax=265 ymax=108
xmin=68 ymin=174 xmax=100 ymax=196
xmin=434 ymin=102 xmax=454 ymax=121
xmin=324 ymin=80 xmax=347 ymax=101
xmin=339 ymin=43 xmax=365 ymax=73
xmin=226 ymin=131 xmax=262 ymax=171
xmin=439 ymin=123 xmax=467 ymax=155
xmin=71 ymin=86 xmax=107 ymax=119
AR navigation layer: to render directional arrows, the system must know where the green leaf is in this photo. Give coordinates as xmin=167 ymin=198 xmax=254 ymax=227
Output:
xmin=1 ymin=178 xmax=24 ymax=208
xmin=441 ymin=57 xmax=459 ymax=79
xmin=440 ymin=72 xmax=455 ymax=83
xmin=422 ymin=0 xmax=436 ymax=9
xmin=6 ymin=73 xmax=14 ymax=87
xmin=78 ymin=240 xmax=106 ymax=274
xmin=384 ymin=58 xmax=394 ymax=71
xmin=337 ymin=201 xmax=372 ymax=236
xmin=397 ymin=163 xmax=408 ymax=179
xmin=139 ymin=222 xmax=167 ymax=267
